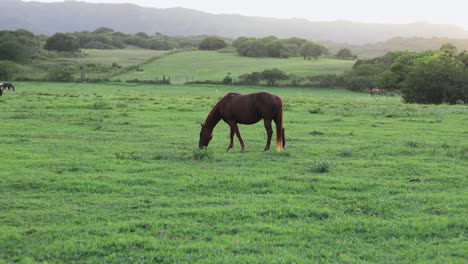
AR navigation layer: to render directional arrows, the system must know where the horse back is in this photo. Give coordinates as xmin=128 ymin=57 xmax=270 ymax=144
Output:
xmin=219 ymin=92 xmax=281 ymax=123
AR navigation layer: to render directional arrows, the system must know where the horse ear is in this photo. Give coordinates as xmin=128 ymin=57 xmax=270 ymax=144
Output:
xmin=200 ymin=123 xmax=205 ymax=128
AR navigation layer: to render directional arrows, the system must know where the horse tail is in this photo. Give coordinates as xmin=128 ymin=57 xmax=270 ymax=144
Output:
xmin=275 ymin=96 xmax=284 ymax=152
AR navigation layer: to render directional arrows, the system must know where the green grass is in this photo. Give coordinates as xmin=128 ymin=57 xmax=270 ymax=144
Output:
xmin=56 ymin=48 xmax=169 ymax=68
xmin=0 ymin=82 xmax=467 ymax=263
xmin=116 ymin=50 xmax=355 ymax=84
xmin=20 ymin=48 xmax=170 ymax=80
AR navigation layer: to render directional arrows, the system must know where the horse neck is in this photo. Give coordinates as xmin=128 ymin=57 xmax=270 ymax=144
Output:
xmin=203 ymin=104 xmax=222 ymax=131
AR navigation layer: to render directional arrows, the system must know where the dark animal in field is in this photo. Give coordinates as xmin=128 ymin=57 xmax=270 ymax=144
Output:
xmin=0 ymin=82 xmax=15 ymax=91
xmin=369 ymin=88 xmax=384 ymax=96
xmin=0 ymin=88 xmax=2 ymax=96
xmin=199 ymin=92 xmax=285 ymax=152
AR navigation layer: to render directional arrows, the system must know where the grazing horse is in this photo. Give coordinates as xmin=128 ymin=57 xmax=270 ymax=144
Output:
xmin=199 ymin=92 xmax=285 ymax=152
xmin=369 ymin=88 xmax=384 ymax=96
xmin=1 ymin=82 xmax=14 ymax=91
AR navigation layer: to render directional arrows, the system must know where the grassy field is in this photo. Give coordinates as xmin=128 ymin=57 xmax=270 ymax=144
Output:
xmin=23 ymin=47 xmax=169 ymax=80
xmin=0 ymin=82 xmax=467 ymax=263
xmin=56 ymin=48 xmax=169 ymax=68
xmin=116 ymin=50 xmax=355 ymax=84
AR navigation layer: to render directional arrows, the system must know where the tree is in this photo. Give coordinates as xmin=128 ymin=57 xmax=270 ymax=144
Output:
xmin=299 ymin=42 xmax=327 ymax=59
xmin=0 ymin=40 xmax=28 ymax=63
xmin=266 ymin=40 xmax=288 ymax=58
xmin=440 ymin=43 xmax=457 ymax=54
xmin=238 ymin=72 xmax=263 ymax=85
xmin=458 ymin=50 xmax=468 ymax=67
xmin=378 ymin=51 xmax=420 ymax=89
xmin=0 ymin=61 xmax=21 ymax=80
xmin=222 ymin=73 xmax=233 ymax=84
xmin=48 ymin=66 xmax=76 ymax=82
xmin=402 ymin=52 xmax=467 ymax=104
xmin=198 ymin=36 xmax=227 ymax=50
xmin=336 ymin=48 xmax=354 ymax=59
xmin=45 ymin=33 xmax=79 ymax=52
xmin=262 ymin=68 xmax=288 ymax=86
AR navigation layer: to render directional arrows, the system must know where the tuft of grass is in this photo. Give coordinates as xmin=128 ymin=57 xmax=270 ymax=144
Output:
xmin=308 ymin=107 xmax=322 ymax=114
xmin=90 ymin=100 xmax=113 ymax=110
xmin=310 ymin=130 xmax=324 ymax=136
xmin=192 ymin=148 xmax=214 ymax=161
xmin=310 ymin=160 xmax=334 ymax=173
xmin=339 ymin=149 xmax=354 ymax=157
xmin=115 ymin=152 xmax=144 ymax=160
xmin=404 ymin=140 xmax=420 ymax=148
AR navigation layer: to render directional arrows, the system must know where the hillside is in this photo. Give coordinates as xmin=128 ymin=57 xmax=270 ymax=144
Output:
xmin=115 ymin=50 xmax=355 ymax=84
xmin=323 ymin=37 xmax=468 ymax=58
xmin=2 ymin=0 xmax=468 ymax=44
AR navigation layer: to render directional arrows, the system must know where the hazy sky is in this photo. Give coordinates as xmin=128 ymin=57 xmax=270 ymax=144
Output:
xmin=24 ymin=0 xmax=468 ymax=30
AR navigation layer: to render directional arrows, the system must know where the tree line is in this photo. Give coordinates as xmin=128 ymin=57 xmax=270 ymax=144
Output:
xmin=344 ymin=44 xmax=468 ymax=104
xmin=44 ymin=28 xmax=218 ymax=52
xmin=231 ymin=36 xmax=329 ymax=59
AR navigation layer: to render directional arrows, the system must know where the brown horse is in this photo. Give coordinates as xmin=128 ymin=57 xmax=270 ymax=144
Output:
xmin=369 ymin=88 xmax=384 ymax=96
xmin=199 ymin=92 xmax=285 ymax=152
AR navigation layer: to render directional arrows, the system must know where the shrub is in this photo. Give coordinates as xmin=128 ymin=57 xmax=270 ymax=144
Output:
xmin=45 ymin=33 xmax=80 ymax=52
xmin=48 ymin=66 xmax=76 ymax=82
xmin=401 ymin=52 xmax=468 ymax=104
xmin=262 ymin=68 xmax=288 ymax=86
xmin=222 ymin=73 xmax=233 ymax=85
xmin=198 ymin=37 xmax=227 ymax=50
xmin=0 ymin=61 xmax=22 ymax=80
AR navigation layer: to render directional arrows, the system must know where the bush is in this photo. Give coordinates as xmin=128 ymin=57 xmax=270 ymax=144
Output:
xmin=198 ymin=37 xmax=227 ymax=51
xmin=262 ymin=68 xmax=288 ymax=86
xmin=0 ymin=41 xmax=28 ymax=63
xmin=48 ymin=66 xmax=76 ymax=82
xmin=45 ymin=33 xmax=80 ymax=52
xmin=238 ymin=72 xmax=264 ymax=85
xmin=0 ymin=61 xmax=22 ymax=80
xmin=401 ymin=52 xmax=468 ymax=104
xmin=222 ymin=74 xmax=233 ymax=85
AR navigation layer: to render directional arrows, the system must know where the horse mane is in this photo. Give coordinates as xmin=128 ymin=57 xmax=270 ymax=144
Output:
xmin=202 ymin=93 xmax=239 ymax=127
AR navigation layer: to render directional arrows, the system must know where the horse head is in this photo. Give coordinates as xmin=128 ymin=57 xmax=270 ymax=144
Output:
xmin=198 ymin=123 xmax=213 ymax=148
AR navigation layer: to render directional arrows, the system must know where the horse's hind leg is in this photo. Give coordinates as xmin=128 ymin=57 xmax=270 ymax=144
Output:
xmin=282 ymin=127 xmax=286 ymax=150
xmin=263 ymin=119 xmax=273 ymax=152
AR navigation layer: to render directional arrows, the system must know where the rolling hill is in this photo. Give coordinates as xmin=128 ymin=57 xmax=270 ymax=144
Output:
xmin=2 ymin=0 xmax=468 ymax=44
xmin=115 ymin=50 xmax=355 ymax=84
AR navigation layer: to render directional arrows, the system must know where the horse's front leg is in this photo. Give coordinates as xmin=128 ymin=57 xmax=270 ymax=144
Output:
xmin=226 ymin=127 xmax=234 ymax=151
xmin=263 ymin=119 xmax=273 ymax=152
xmin=229 ymin=122 xmax=245 ymax=152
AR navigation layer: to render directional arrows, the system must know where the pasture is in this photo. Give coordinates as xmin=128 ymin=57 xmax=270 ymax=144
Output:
xmin=56 ymin=47 xmax=169 ymax=68
xmin=0 ymin=82 xmax=467 ymax=263
xmin=116 ymin=50 xmax=355 ymax=84
xmin=22 ymin=48 xmax=169 ymax=80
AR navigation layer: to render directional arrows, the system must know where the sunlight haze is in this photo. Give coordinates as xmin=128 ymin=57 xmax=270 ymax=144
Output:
xmin=24 ymin=0 xmax=468 ymax=30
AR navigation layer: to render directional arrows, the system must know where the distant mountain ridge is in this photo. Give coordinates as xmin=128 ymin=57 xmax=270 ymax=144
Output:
xmin=2 ymin=0 xmax=468 ymax=44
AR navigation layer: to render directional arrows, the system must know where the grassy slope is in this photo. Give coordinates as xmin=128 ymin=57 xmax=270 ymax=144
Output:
xmin=56 ymin=48 xmax=169 ymax=68
xmin=0 ymin=83 xmax=466 ymax=263
xmin=116 ymin=50 xmax=355 ymax=84
xmin=24 ymin=48 xmax=169 ymax=79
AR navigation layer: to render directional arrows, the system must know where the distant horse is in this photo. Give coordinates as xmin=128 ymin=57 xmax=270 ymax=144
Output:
xmin=0 ymin=82 xmax=14 ymax=91
xmin=199 ymin=92 xmax=285 ymax=152
xmin=369 ymin=88 xmax=384 ymax=96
